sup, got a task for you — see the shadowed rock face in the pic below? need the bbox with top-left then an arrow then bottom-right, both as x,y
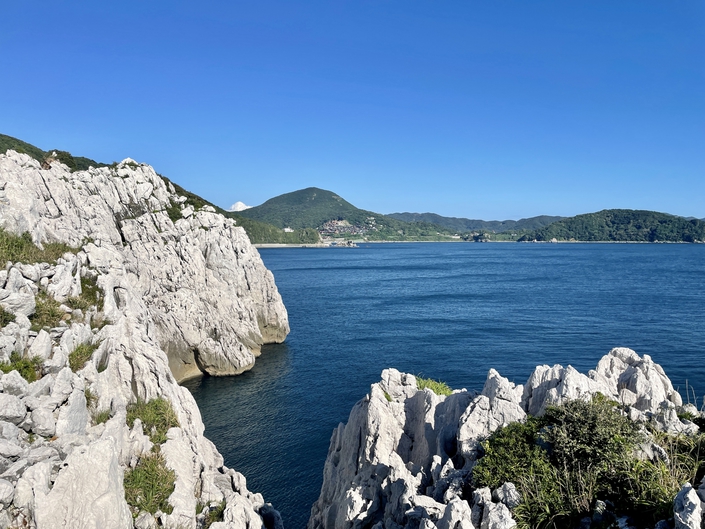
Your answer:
0,150 -> 287,528
0,150 -> 289,380
308,348 -> 697,529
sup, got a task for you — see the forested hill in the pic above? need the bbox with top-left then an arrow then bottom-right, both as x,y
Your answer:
518,209 -> 705,242
238,187 -> 457,240
388,212 -> 564,233
240,187 -> 363,229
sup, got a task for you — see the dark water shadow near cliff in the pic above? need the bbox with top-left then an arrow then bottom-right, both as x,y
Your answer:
183,342 -> 328,527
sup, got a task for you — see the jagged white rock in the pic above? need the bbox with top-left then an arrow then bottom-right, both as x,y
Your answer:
309,349 -> 698,529
0,151 -> 289,528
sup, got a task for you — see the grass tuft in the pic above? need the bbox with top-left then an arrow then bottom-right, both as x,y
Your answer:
94,409 -> 111,425
124,452 -> 175,516
0,228 -> 76,266
68,342 -> 97,372
127,398 -> 180,445
416,375 -> 452,396
0,353 -> 42,382
30,292 -> 64,331
0,307 -> 16,327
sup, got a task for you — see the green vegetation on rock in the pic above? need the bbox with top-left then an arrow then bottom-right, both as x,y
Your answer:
68,343 -> 97,372
0,228 -> 76,266
415,376 -> 453,396
519,209 -> 705,243
30,292 -> 65,331
0,307 -> 16,327
0,133 -> 106,172
124,452 -> 175,517
473,395 -> 705,528
127,398 -> 180,445
0,353 -> 42,382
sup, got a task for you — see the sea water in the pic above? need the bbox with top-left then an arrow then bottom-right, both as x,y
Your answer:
183,243 -> 705,528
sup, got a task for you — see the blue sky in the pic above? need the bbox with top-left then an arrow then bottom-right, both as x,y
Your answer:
2,1 -> 703,219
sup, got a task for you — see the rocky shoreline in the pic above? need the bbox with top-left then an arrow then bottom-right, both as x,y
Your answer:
0,150 -> 288,528
309,349 -> 705,529
1,148 -> 703,529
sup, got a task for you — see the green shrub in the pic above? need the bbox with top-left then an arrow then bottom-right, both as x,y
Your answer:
165,202 -> 182,223
473,417 -> 548,489
416,376 -> 452,396
30,293 -> 65,331
203,500 -> 226,528
0,228 -> 76,266
0,353 -> 42,382
127,398 -> 180,445
0,307 -> 15,327
471,395 -> 705,528
124,452 -> 175,516
68,343 -> 97,372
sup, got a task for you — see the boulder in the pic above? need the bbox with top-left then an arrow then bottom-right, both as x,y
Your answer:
0,394 -> 25,425
34,439 -> 132,529
673,483 -> 702,529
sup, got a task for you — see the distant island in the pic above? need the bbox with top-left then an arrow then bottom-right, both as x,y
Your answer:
387,211 -> 565,233
517,209 -> 705,243
2,134 -> 703,245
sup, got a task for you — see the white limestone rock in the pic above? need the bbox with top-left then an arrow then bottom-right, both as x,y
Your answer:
0,371 -> 28,397
27,330 -> 53,361
12,460 -> 51,518
521,364 -> 610,416
594,347 -> 682,412
0,440 -> 22,460
673,483 -> 702,529
0,394 -> 25,425
457,370 -> 525,466
492,483 -> 521,510
0,151 -> 288,381
0,478 -> 14,505
34,438 -> 132,529
0,268 -> 36,317
436,498 -> 474,529
481,502 -> 516,529
55,389 -> 89,436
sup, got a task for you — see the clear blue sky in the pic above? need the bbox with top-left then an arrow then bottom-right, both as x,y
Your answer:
2,1 -> 703,220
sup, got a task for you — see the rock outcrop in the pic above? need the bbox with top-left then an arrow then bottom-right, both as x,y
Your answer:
309,349 -> 700,529
0,150 -> 288,528
0,150 -> 288,381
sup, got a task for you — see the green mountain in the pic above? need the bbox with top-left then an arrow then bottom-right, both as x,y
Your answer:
518,209 -> 705,243
1,133 -> 318,245
238,187 -> 457,241
388,212 -> 564,233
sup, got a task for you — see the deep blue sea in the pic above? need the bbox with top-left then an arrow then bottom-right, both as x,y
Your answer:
183,243 -> 705,528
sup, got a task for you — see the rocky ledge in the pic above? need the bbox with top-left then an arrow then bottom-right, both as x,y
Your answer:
309,348 -> 705,529
0,150 -> 289,528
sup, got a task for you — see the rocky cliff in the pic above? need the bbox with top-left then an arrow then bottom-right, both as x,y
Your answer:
0,150 -> 289,528
309,348 -> 705,529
